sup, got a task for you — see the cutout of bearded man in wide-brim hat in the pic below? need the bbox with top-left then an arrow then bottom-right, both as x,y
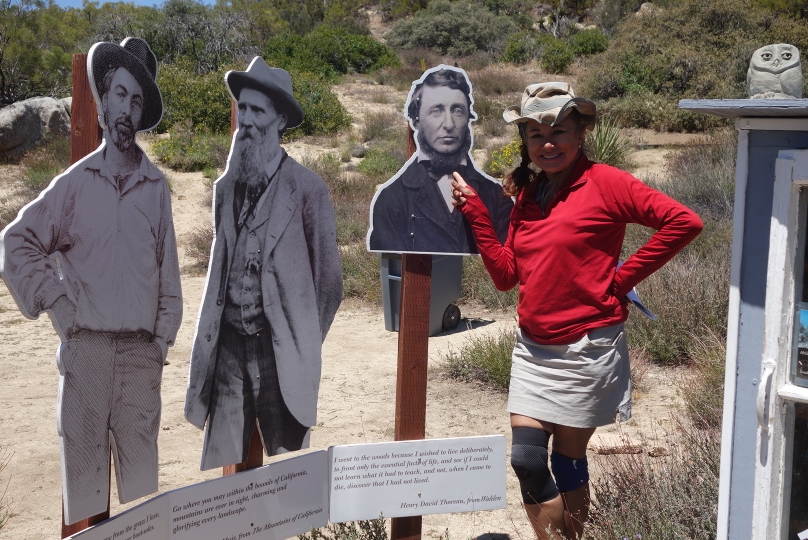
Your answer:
185,57 -> 343,471
0,36 -> 182,525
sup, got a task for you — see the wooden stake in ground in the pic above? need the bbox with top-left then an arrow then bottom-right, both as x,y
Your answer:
390,126 -> 431,540
61,53 -> 106,539
223,98 -> 265,477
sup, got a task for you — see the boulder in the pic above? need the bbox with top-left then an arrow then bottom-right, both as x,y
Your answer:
0,96 -> 71,158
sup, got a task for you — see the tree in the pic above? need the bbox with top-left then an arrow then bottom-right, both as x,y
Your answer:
0,0 -> 89,105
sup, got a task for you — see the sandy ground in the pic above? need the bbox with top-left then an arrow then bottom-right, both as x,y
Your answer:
0,81 -> 703,539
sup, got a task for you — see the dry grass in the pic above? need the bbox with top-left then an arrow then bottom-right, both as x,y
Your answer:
360,111 -> 404,143
0,446 -> 13,533
185,224 -> 214,274
588,419 -> 720,539
468,65 -> 532,97
442,325 -> 516,392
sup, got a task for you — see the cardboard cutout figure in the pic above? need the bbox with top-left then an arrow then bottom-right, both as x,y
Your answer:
184,57 -> 343,471
367,65 -> 513,255
0,38 -> 182,525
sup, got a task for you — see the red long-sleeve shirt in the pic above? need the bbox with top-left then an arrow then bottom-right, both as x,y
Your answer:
459,155 -> 703,344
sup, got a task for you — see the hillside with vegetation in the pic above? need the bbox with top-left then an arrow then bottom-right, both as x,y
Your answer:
1,0 -> 807,537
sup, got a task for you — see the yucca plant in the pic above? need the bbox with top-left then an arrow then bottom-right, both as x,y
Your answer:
586,117 -> 633,169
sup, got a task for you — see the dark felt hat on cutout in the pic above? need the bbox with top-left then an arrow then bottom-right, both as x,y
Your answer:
88,37 -> 163,132
225,57 -> 304,130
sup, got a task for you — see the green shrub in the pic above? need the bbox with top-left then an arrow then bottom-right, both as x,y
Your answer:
502,31 -> 537,64
588,419 -> 720,539
264,33 -> 335,77
580,0 -> 808,111
585,117 -> 633,168
568,28 -> 609,56
305,26 -> 401,74
461,256 -> 519,309
539,37 -> 574,74
597,92 -> 729,132
264,28 -> 400,78
299,517 -> 387,540
202,166 -> 219,184
484,138 -> 521,178
21,135 -> 71,193
152,123 -> 231,172
157,61 -> 234,134
442,325 -> 515,391
285,73 -> 353,140
385,0 -> 517,57
357,145 -> 407,181
380,0 -> 430,20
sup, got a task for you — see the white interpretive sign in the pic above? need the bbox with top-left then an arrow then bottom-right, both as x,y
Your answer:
69,451 -> 329,540
68,495 -> 168,540
328,435 -> 506,522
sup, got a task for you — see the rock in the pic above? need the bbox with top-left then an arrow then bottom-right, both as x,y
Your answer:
0,96 -> 71,158
648,446 -> 669,457
636,2 -> 661,16
60,97 -> 72,115
594,444 -> 644,455
351,145 -> 367,158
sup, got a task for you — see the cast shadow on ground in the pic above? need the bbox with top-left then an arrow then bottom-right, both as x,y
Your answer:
436,316 -> 495,337
473,533 -> 511,540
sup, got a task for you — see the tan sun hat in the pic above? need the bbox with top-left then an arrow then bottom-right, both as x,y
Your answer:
503,82 -> 597,130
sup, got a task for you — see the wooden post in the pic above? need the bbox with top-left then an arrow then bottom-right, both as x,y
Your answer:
69,54 -> 103,164
222,98 -> 265,477
390,125 -> 431,540
62,53 -> 106,539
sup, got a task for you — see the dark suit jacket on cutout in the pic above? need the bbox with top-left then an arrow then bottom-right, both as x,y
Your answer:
368,157 -> 513,254
185,151 -> 343,430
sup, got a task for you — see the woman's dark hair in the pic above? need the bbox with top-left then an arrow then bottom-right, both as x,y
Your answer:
502,109 -> 589,198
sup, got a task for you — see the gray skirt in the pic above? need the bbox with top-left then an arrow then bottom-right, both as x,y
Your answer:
507,323 -> 632,428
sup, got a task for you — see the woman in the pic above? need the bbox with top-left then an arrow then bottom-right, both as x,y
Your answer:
451,83 -> 703,539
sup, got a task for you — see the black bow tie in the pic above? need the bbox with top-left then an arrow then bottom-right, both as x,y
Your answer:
423,161 -> 465,182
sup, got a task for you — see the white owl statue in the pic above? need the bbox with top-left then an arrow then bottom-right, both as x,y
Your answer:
747,43 -> 803,99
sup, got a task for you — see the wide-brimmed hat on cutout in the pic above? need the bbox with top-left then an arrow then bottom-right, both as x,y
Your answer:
225,57 -> 304,130
503,82 -> 596,130
89,37 -> 163,132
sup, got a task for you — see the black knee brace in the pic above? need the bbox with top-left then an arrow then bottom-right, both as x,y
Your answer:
550,451 -> 589,493
510,427 -> 559,504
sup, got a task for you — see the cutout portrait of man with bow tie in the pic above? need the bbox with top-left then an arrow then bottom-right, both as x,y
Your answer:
367,65 -> 513,255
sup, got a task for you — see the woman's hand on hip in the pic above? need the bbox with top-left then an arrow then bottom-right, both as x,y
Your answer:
451,172 -> 477,208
